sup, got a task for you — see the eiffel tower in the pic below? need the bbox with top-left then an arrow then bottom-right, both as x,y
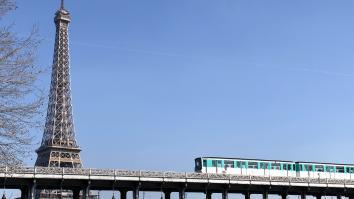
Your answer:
35,0 -> 82,170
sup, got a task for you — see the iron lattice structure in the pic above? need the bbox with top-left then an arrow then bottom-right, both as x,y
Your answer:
35,2 -> 82,168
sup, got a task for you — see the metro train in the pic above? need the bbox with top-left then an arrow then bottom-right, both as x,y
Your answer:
194,157 -> 354,179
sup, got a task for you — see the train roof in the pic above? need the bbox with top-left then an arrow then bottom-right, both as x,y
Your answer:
196,157 -> 354,166
196,156 -> 294,163
295,161 -> 354,166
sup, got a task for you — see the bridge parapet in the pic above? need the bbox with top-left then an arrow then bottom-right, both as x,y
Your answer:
1,167 -> 354,186
2,167 -> 354,199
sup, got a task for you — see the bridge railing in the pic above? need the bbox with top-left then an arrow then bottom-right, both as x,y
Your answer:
1,167 -> 354,185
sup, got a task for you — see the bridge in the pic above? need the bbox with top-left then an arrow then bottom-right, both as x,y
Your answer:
2,167 -> 354,199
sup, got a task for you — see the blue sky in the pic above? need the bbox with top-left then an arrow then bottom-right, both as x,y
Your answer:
6,0 -> 354,171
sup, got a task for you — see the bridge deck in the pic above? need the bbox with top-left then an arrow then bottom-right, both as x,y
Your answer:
1,167 -> 354,196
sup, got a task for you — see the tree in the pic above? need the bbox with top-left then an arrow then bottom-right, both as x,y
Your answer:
0,0 -> 43,166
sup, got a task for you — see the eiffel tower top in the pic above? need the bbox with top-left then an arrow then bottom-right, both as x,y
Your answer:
35,0 -> 82,168
55,0 -> 70,22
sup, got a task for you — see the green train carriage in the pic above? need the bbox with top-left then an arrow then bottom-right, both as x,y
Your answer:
195,157 -> 354,179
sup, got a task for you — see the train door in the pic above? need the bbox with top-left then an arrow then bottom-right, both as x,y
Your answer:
295,163 -> 300,177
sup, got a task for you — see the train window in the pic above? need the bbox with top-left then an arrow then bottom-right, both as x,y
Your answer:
195,159 -> 202,171
284,164 -> 293,170
217,160 -> 223,167
282,164 -> 288,170
241,161 -> 247,168
315,165 -> 324,172
203,160 -> 207,167
304,164 -> 312,171
225,160 -> 234,168
248,161 -> 258,169
196,160 -> 200,167
236,161 -> 242,168
212,160 -> 217,167
272,163 -> 281,170
287,164 -> 294,171
326,166 -> 335,172
346,167 -> 350,173
337,166 -> 344,173
349,167 -> 354,173
260,162 -> 269,169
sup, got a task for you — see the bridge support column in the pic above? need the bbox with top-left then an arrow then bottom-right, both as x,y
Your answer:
222,190 -> 228,199
337,194 -> 341,199
263,191 -> 268,199
206,192 -> 212,199
164,191 -> 171,199
133,186 -> 140,199
72,189 -> 80,199
28,180 -> 36,199
82,182 -> 91,199
314,195 -> 321,199
244,192 -> 251,199
301,193 -> 306,199
281,193 -> 287,199
179,188 -> 186,199
20,187 -> 29,199
120,190 -> 128,199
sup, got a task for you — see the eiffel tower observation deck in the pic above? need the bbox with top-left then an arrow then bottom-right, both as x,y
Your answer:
35,0 -> 82,169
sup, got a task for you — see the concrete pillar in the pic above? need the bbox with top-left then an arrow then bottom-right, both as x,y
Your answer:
263,191 -> 268,199
244,192 -> 251,199
337,195 -> 341,199
222,190 -> 228,199
72,189 -> 80,199
20,187 -> 29,199
133,187 -> 140,199
179,188 -> 185,199
281,193 -> 287,199
315,195 -> 321,199
120,190 -> 128,199
164,191 -> 171,199
82,182 -> 91,199
206,192 -> 212,199
28,180 -> 36,199
301,193 -> 306,199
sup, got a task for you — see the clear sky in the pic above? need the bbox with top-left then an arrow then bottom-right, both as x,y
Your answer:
6,0 -> 354,171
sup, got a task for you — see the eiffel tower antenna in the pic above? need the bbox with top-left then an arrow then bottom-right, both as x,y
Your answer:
35,1 -> 82,168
